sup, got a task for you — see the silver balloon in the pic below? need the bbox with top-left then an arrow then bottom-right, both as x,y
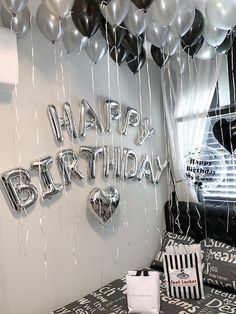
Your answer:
122,107 -> 140,135
149,0 -> 178,27
79,99 -> 104,138
63,17 -> 88,55
47,103 -> 79,143
164,31 -> 179,56
104,99 -> 121,133
1,168 -> 38,212
80,146 -> 103,180
1,6 -> 30,39
103,146 -> 122,179
170,52 -> 188,75
1,0 -> 28,14
206,0 -> 236,31
114,147 -> 122,179
36,3 -> 66,44
85,30 -> 108,63
124,2 -> 147,36
136,154 -> 155,184
123,148 -> 137,179
103,146 -> 113,178
100,0 -> 129,27
57,149 -> 84,186
42,0 -> 74,18
155,157 -> 168,183
146,18 -> 169,47
171,0 -> 195,37
203,19 -> 227,47
31,156 -> 63,200
195,41 -> 216,60
137,118 -> 155,145
88,186 -> 120,223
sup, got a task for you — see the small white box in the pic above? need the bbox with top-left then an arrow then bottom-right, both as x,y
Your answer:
0,27 -> 18,93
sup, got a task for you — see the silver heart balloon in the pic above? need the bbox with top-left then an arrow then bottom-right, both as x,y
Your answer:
1,0 -> 28,15
89,186 -> 120,223
42,0 -> 74,18
85,30 -> 108,63
62,17 -> 88,54
124,2 -> 147,36
1,6 -> 31,39
100,0 -> 129,27
36,3 -> 66,44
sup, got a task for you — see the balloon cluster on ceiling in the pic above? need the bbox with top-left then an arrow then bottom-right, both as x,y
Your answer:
1,0 -> 236,73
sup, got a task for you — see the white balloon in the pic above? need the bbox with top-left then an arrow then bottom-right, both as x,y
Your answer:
146,18 -> 169,47
85,30 -> 108,63
42,0 -> 74,18
196,41 -> 216,60
206,0 -> 236,30
164,31 -> 179,55
100,0 -> 129,27
170,52 -> 188,75
203,19 -> 227,47
171,0 -> 195,37
124,2 -> 147,36
148,0 -> 178,27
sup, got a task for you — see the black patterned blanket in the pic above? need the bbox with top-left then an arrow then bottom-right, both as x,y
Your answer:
51,272 -> 236,314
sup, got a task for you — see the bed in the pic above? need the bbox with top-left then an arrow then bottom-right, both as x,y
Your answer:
51,199 -> 236,314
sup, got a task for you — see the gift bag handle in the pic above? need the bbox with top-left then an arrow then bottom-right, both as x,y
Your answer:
135,270 -> 149,276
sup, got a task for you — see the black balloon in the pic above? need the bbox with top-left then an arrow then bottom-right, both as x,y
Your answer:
213,119 -> 236,154
109,45 -> 128,65
151,45 -> 168,68
100,21 -> 127,48
122,32 -> 144,56
216,33 -> 234,55
182,9 -> 204,47
131,0 -> 153,11
182,35 -> 204,57
126,47 -> 146,74
72,0 -> 102,38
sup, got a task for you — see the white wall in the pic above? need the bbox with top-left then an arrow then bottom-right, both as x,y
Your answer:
0,9 -> 168,314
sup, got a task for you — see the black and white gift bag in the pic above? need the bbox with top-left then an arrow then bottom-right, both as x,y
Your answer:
163,244 -> 205,300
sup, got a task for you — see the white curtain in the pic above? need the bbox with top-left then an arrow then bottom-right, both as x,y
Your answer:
162,54 -> 223,202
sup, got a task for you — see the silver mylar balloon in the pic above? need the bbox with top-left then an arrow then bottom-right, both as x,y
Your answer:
1,0 -> 28,14
171,0 -> 195,37
104,99 -> 121,133
146,18 -> 169,48
123,148 -> 137,179
1,168 -> 38,212
124,1 -> 147,36
137,118 -> 155,145
57,149 -> 84,186
203,19 -> 227,47
149,0 -> 178,27
36,3 -> 66,44
122,107 -> 140,135
155,157 -> 168,183
31,156 -> 63,200
206,0 -> 236,31
47,103 -> 79,143
88,186 -> 120,223
85,30 -> 108,63
114,147 -> 122,178
63,17 -> 88,54
1,6 -> 30,39
100,0 -> 129,27
136,154 -> 155,184
79,99 -> 104,137
80,146 -> 104,180
42,0 -> 74,18
164,31 -> 179,56
103,146 -> 113,178
195,41 -> 216,60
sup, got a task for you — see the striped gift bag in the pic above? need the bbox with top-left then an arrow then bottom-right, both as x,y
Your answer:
163,244 -> 204,300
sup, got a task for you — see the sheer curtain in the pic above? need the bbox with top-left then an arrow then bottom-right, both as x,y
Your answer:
162,54 -> 223,202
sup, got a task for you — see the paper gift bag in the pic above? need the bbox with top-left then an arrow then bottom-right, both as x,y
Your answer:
126,270 -> 160,314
